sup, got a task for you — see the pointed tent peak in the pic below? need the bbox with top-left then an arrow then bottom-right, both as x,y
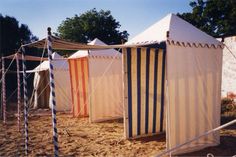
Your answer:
34,52 -> 68,71
69,38 -> 121,59
126,13 -> 172,45
88,38 -> 107,46
127,13 -> 221,47
168,14 -> 221,46
69,49 -> 89,59
51,52 -> 63,59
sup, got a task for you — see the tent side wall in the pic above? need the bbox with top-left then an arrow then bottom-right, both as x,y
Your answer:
68,57 -> 89,117
123,47 -> 166,139
49,69 -> 72,111
88,55 -> 123,122
166,43 -> 222,154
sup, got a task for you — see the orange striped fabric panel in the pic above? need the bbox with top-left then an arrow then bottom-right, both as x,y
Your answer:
68,57 -> 89,117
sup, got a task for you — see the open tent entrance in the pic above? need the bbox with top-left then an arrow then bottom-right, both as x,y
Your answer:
33,70 -> 50,109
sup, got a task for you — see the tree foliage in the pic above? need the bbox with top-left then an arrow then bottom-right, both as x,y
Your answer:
0,14 -> 38,99
177,0 -> 236,38
0,14 -> 38,56
57,8 -> 129,44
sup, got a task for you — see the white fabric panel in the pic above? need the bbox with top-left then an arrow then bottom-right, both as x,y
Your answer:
49,70 -> 72,111
33,71 -> 40,109
49,57 -> 72,111
166,44 -> 222,155
221,36 -> 236,97
88,56 -> 123,122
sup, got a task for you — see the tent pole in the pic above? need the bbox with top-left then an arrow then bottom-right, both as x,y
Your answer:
16,53 -> 21,132
47,27 -> 59,157
1,57 -> 6,124
21,45 -> 29,155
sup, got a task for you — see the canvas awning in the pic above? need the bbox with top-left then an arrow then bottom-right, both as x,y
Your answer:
21,36 -> 160,51
2,53 -> 48,61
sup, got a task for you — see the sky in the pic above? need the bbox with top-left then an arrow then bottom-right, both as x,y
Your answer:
0,0 -> 192,40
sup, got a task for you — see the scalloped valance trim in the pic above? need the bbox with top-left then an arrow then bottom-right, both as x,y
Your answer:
167,39 -> 224,49
88,55 -> 121,59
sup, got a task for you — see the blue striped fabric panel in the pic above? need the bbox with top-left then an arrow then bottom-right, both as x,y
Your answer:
124,47 -> 166,138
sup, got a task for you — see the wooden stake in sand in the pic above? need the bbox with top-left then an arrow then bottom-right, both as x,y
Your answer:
1,57 -> 6,124
16,53 -> 21,132
21,46 -> 29,155
47,27 -> 59,157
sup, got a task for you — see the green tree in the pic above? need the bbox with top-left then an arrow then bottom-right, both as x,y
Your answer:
0,15 -> 38,104
57,8 -> 129,44
177,0 -> 236,38
0,14 -> 38,56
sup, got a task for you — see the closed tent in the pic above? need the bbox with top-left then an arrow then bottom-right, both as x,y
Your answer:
221,36 -> 236,97
33,52 -> 72,111
124,14 -> 223,154
68,38 -> 123,122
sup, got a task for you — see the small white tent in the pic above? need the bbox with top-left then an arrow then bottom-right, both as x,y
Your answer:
221,36 -> 236,97
68,38 -> 123,122
33,52 -> 72,111
124,13 -> 223,155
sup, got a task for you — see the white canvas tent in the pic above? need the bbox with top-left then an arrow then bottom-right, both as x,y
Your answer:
68,38 -> 123,122
221,36 -> 236,97
124,13 -> 223,155
33,52 -> 72,111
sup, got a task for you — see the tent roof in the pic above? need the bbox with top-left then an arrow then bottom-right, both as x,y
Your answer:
126,13 -> 222,47
32,52 -> 68,72
69,38 -> 121,59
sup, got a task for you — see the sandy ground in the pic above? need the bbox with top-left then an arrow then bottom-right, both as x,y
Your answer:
0,110 -> 235,157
